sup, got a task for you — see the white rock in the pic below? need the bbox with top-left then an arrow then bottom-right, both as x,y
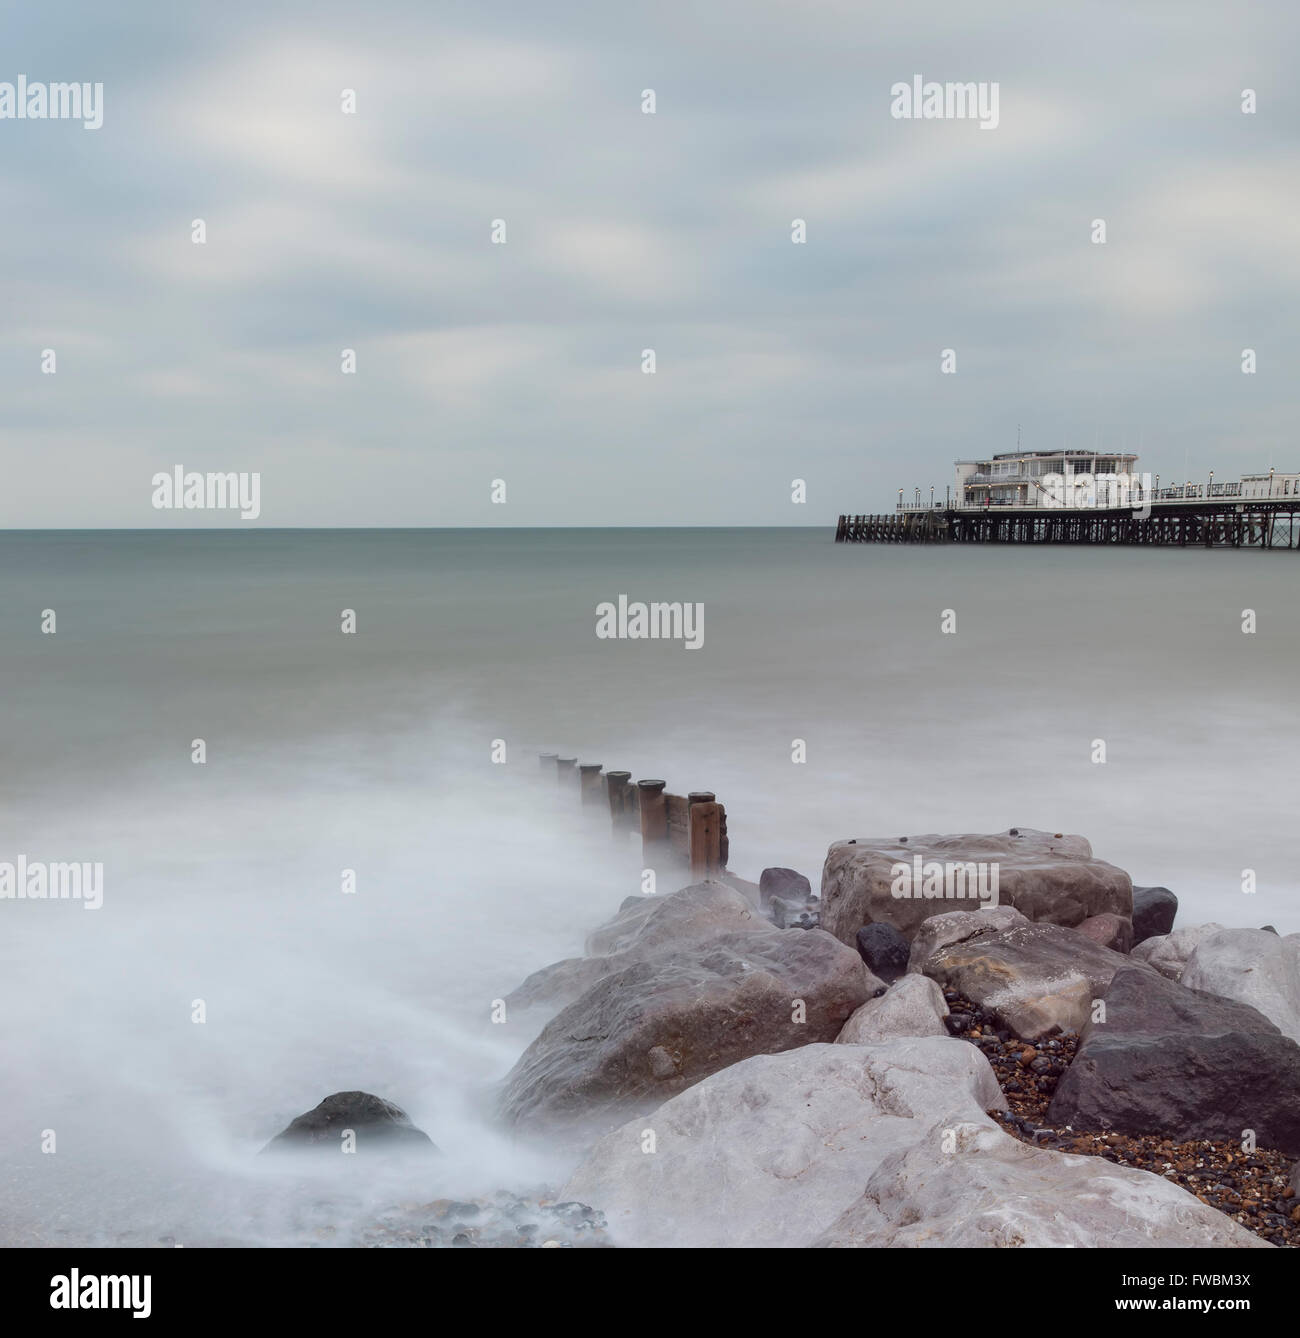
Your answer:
1131,923 -> 1226,981
560,1038 -> 1005,1248
836,974 -> 949,1043
1181,929 -> 1300,1043
816,1120 -> 1270,1248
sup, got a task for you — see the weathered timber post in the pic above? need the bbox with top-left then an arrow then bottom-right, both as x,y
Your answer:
539,752 -> 558,776
578,763 -> 604,807
688,792 -> 722,879
605,771 -> 633,834
637,779 -> 668,868
556,757 -> 577,788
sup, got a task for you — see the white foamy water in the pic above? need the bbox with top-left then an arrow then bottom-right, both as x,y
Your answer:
1,528 -> 1295,1244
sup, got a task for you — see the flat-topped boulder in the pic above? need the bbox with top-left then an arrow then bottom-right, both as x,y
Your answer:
1047,966 -> 1300,1154
820,828 -> 1131,944
499,927 -> 872,1138
911,916 -> 1148,1040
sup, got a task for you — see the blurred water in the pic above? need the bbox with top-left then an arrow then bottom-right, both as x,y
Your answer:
0,527 -> 1295,1244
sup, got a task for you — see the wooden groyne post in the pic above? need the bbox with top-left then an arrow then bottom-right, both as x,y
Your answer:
538,753 -> 726,880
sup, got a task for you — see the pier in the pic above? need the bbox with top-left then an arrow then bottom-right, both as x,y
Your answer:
836,497 -> 1300,547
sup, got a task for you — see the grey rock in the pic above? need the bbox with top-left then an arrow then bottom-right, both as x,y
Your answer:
815,1119 -> 1269,1248
560,1037 -> 1004,1248
1047,966 -> 1300,1154
500,927 -> 873,1137
759,867 -> 812,908
821,828 -> 1131,944
907,907 -> 1030,972
1180,928 -> 1300,1044
836,973 -> 947,1043
1075,912 -> 1134,954
1131,922 -> 1226,981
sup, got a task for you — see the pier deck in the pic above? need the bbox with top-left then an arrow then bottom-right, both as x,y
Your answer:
835,500 -> 1300,548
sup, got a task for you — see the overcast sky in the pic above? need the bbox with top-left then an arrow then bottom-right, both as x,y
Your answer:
4,1 -> 1298,526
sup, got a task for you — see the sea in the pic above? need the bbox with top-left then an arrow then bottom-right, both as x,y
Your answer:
1,527 -> 1295,1245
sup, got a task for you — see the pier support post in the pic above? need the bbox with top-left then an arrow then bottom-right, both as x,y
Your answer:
556,757 -> 577,789
538,752 -> 558,777
637,779 -> 669,869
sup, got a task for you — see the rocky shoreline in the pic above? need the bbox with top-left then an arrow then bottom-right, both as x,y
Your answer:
268,825 -> 1300,1248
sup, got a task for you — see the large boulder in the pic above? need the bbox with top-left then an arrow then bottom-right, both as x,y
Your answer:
836,974 -> 947,1043
1131,885 -> 1178,944
1180,929 -> 1300,1044
560,1038 -> 1004,1248
1131,922 -> 1225,981
505,880 -> 766,1019
499,928 -> 872,1137
912,918 -> 1147,1040
821,828 -> 1131,944
815,1119 -> 1268,1248
263,1092 -> 437,1155
1047,966 -> 1300,1154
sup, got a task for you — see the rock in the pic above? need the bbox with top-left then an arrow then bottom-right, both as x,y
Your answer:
560,1037 -> 1004,1247
855,922 -> 911,982
499,928 -> 873,1136
836,974 -> 947,1043
1131,886 -> 1178,944
1130,923 -> 1226,981
1075,912 -> 1133,954
1262,925 -> 1279,935
907,906 -> 1029,971
1180,929 -> 1300,1044
1047,966 -> 1300,1154
771,896 -> 819,930
263,1092 -> 437,1154
759,867 -> 812,908
815,1120 -> 1268,1248
913,918 -> 1149,1040
504,880 -> 767,1019
585,879 -> 764,958
821,828 -> 1131,944
1292,1162 -> 1300,1195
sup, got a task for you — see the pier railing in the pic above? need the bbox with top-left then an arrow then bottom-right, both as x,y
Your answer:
537,752 -> 727,879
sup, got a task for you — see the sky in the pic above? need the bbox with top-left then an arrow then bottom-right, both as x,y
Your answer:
3,0 -> 1298,527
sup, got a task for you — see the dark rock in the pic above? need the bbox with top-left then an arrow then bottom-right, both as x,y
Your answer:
1261,925 -> 1279,935
759,867 -> 812,908
618,895 -> 650,913
1131,886 -> 1178,945
263,1092 -> 437,1154
1047,968 -> 1300,1155
855,922 -> 911,982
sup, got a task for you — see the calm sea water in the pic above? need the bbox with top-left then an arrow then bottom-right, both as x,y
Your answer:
1,528 -> 1295,1244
